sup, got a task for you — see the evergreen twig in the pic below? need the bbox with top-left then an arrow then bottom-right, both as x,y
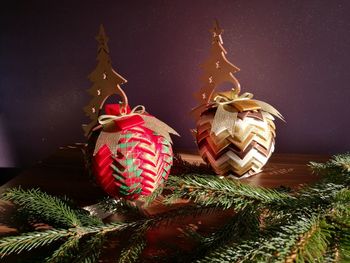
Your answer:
0,228 -> 71,258
141,186 -> 164,207
117,229 -> 147,263
45,236 -> 79,263
2,188 -> 84,227
71,233 -> 106,263
0,153 -> 349,262
97,197 -> 141,215
196,214 -> 322,263
165,174 -> 292,209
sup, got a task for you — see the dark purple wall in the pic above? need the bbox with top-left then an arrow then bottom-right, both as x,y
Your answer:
1,0 -> 350,167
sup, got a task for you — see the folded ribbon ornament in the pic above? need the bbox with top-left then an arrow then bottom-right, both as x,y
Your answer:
83,25 -> 179,200
192,20 -> 284,178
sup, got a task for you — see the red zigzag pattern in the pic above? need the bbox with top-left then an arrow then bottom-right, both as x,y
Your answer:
93,125 -> 173,200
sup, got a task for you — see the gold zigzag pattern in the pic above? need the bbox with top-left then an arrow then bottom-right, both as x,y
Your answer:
196,109 -> 276,178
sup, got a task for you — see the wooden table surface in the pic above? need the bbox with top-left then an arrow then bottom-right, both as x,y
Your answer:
0,146 -> 330,261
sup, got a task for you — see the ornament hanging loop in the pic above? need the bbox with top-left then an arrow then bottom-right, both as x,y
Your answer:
116,84 -> 129,114
206,73 -> 242,104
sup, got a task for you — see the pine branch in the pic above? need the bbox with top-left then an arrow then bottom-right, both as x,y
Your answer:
71,234 -> 105,263
175,204 -> 261,262
2,187 -> 104,228
338,231 -> 350,262
310,153 -> 350,173
0,222 -> 129,259
269,182 -> 345,216
328,199 -> 350,262
171,153 -> 213,176
117,230 -> 146,263
285,219 -> 331,263
97,197 -> 141,215
114,205 -> 220,263
332,189 -> 350,227
150,204 -> 220,228
77,222 -> 132,236
205,204 -> 260,244
166,175 -> 346,219
325,219 -> 350,262
76,211 -> 104,227
0,228 -> 71,258
195,209 -> 334,263
309,153 -> 350,185
141,186 -> 164,207
323,245 -> 340,263
2,188 -> 83,228
165,174 -> 293,209
1,154 -> 349,262
45,236 -> 79,263
332,153 -> 350,173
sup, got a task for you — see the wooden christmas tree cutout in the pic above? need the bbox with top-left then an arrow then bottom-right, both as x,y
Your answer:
195,19 -> 241,104
82,25 -> 128,137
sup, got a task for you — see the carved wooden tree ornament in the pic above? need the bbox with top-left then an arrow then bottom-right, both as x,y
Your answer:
193,20 -> 284,178
83,25 -> 128,137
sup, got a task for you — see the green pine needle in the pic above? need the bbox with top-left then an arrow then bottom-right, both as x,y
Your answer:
71,234 -> 106,263
0,228 -> 70,258
165,174 -> 293,209
309,153 -> 350,184
141,186 -> 164,207
0,222 -> 128,260
288,219 -> 331,263
45,236 -> 80,263
97,197 -> 141,215
118,233 -> 146,263
0,153 -> 349,262
196,215 -> 322,263
2,188 -> 82,228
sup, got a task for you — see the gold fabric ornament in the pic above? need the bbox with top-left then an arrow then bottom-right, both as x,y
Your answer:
193,20 -> 284,178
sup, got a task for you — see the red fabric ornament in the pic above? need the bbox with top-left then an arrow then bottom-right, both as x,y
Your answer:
92,104 -> 176,200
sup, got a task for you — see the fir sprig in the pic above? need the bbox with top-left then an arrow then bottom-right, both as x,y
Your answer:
196,214 -> 324,263
117,230 -> 146,263
0,223 -> 128,259
141,186 -> 164,207
2,188 -> 94,228
165,174 -> 292,209
70,234 -> 105,263
97,197 -> 141,215
0,228 -> 71,257
176,204 -> 261,262
45,236 -> 79,263
0,153 -> 349,262
309,153 -> 350,175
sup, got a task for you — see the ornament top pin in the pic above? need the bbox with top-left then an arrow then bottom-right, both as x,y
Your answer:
83,25 -> 179,200
193,20 -> 284,178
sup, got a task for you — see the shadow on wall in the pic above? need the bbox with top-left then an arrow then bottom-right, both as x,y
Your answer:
0,116 -> 20,185
0,116 -> 15,168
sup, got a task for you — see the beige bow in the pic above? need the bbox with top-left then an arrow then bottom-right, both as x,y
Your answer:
211,89 -> 284,137
98,105 -> 146,126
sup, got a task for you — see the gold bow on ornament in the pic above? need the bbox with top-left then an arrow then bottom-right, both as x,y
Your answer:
196,89 -> 284,137
93,104 -> 179,156
97,105 -> 146,127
